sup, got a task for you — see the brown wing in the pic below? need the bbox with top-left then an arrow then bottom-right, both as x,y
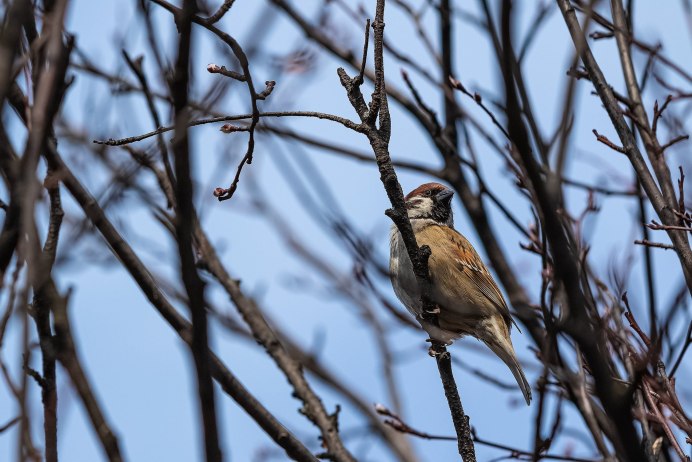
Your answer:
416,225 -> 517,330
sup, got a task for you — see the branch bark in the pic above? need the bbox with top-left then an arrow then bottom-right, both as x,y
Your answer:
169,1 -> 222,461
31,170 -> 64,462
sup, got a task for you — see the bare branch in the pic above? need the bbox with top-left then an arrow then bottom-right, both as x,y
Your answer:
93,111 -> 364,146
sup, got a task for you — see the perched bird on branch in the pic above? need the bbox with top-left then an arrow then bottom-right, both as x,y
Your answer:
389,182 -> 531,405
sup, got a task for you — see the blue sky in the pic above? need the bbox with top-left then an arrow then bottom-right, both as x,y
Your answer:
1,1 -> 691,461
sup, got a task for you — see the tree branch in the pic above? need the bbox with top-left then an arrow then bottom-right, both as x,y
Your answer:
170,2 -> 222,461
557,0 -> 692,295
42,141 -> 318,462
337,1 -> 475,459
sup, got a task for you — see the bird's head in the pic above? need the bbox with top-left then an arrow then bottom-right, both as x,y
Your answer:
404,182 -> 454,226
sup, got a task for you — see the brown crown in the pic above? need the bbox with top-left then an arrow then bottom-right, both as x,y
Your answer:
404,182 -> 448,201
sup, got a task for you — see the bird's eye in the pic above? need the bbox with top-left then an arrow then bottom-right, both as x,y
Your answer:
424,190 -> 432,197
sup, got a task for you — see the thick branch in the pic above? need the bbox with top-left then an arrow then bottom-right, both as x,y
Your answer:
170,2 -> 222,461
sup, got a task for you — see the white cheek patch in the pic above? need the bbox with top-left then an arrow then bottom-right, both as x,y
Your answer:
407,197 -> 434,219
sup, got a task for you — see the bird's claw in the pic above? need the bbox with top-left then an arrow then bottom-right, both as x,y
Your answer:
426,340 -> 449,357
427,345 -> 439,357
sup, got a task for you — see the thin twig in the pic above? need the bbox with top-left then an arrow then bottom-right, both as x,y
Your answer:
203,0 -> 236,25
449,76 -> 511,141
659,134 -> 689,154
669,320 -> 692,377
634,239 -> 675,250
150,0 -> 268,201
592,129 -> 626,153
622,292 -> 651,347
375,404 -> 598,462
647,220 -> 692,233
92,111 -> 364,146
642,381 -> 690,461
0,416 -> 20,433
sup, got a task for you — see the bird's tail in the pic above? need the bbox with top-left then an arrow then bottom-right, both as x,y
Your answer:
485,337 -> 532,405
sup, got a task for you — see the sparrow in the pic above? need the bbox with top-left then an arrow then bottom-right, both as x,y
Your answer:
389,182 -> 531,405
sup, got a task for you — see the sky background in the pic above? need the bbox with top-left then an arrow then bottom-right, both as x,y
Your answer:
1,0 -> 692,461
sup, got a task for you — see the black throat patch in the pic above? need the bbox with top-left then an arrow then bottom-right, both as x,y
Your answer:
431,202 -> 451,224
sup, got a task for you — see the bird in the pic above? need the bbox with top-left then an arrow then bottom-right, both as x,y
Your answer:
389,182 -> 531,405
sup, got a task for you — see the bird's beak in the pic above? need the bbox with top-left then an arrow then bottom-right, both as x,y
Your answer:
436,189 -> 454,206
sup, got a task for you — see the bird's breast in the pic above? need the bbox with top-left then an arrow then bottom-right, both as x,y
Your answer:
389,226 -> 422,317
